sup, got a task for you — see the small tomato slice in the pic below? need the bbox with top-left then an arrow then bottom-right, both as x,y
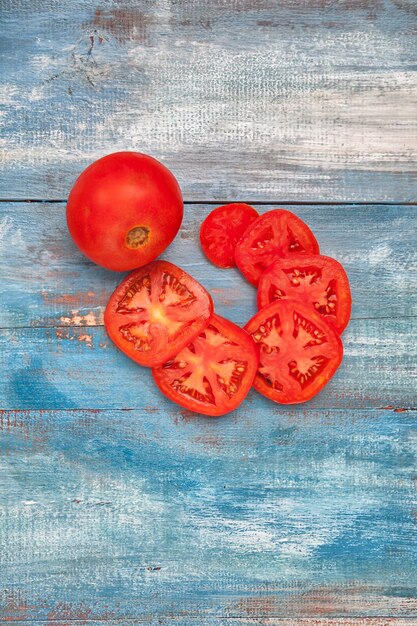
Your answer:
258,254 -> 352,334
235,209 -> 319,285
153,314 -> 259,416
245,299 -> 343,404
200,203 -> 259,268
105,260 -> 213,367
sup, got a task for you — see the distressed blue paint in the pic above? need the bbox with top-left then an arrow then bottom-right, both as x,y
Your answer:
1,0 -> 417,621
0,1 -> 416,201
9,354 -> 77,409
1,407 -> 416,620
0,317 -> 416,410
0,203 -> 416,328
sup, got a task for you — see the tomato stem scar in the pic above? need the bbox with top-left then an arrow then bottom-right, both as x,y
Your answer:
126,226 -> 150,249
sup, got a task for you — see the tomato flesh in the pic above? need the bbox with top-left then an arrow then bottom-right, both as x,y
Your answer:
235,209 -> 319,285
66,152 -> 183,271
153,314 -> 259,416
245,299 -> 343,404
105,260 -> 213,367
200,203 -> 259,268
258,254 -> 351,334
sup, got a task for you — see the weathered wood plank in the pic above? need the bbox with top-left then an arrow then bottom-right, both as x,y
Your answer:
0,316 -> 415,410
0,203 -> 416,329
0,614 -> 415,626
1,407 -> 416,620
1,1 -> 416,201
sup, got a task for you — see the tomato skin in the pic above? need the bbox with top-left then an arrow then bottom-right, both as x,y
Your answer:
200,203 -> 259,268
257,254 -> 352,334
245,299 -> 343,404
104,260 -> 213,367
153,314 -> 259,416
66,152 -> 183,271
235,209 -> 320,286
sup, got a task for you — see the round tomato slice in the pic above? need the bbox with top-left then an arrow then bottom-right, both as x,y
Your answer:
257,254 -> 352,334
245,299 -> 343,404
152,314 -> 259,416
105,260 -> 213,367
200,203 -> 259,268
235,209 -> 319,286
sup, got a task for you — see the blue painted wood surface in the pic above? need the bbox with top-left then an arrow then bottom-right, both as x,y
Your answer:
1,0 -> 417,624
0,203 -> 416,328
1,0 -> 416,201
0,201 -> 416,622
1,407 -> 417,620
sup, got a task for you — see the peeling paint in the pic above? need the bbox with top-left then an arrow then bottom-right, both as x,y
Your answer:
88,7 -> 154,44
234,594 -> 278,618
45,601 -> 92,626
54,328 -> 93,347
59,309 -> 104,326
77,333 -> 93,347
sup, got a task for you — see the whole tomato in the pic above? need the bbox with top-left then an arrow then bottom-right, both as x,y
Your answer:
66,152 -> 183,271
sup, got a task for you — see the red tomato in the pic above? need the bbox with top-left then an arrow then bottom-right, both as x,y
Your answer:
153,314 -> 259,416
245,299 -> 343,404
200,203 -> 259,268
257,254 -> 352,334
104,261 -> 213,367
235,209 -> 319,286
66,152 -> 183,271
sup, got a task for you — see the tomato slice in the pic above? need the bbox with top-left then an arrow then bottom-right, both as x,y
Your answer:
257,254 -> 352,334
245,299 -> 343,404
152,314 -> 259,416
105,260 -> 213,367
200,203 -> 259,268
235,209 -> 319,285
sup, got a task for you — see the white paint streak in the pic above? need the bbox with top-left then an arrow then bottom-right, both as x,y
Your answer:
27,86 -> 46,102
30,54 -> 57,71
0,215 -> 14,239
0,84 -> 20,105
0,216 -> 28,253
368,244 -> 392,266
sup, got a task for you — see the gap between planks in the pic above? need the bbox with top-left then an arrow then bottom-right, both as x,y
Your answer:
3,617 -> 417,623
1,407 -> 415,413
2,315 -> 416,333
0,199 -> 416,206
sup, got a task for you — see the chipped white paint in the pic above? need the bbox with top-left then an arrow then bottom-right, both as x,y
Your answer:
59,309 -> 104,326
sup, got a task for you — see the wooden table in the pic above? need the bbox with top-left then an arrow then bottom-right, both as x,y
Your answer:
1,2 -> 416,624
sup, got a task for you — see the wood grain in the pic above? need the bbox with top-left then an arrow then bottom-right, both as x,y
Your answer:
1,407 -> 416,620
0,317 -> 415,410
1,0 -> 416,201
0,202 -> 416,329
